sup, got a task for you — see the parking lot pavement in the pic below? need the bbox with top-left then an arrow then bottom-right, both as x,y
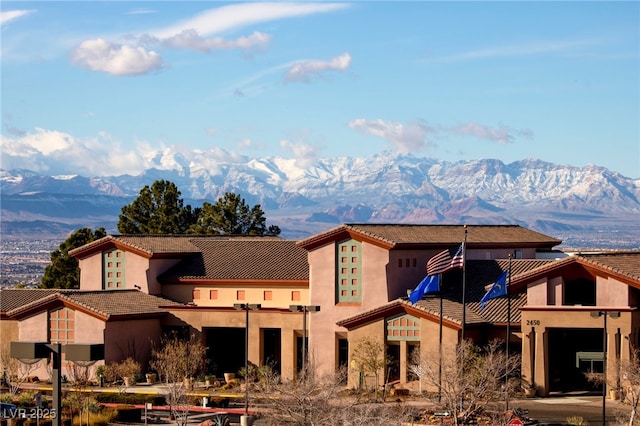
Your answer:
513,395 -> 631,426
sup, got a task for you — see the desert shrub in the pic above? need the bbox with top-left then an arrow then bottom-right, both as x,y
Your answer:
16,391 -> 36,407
71,408 -> 116,426
94,392 -> 165,406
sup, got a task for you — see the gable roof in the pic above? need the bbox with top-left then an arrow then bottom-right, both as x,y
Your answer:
338,252 -> 640,330
337,259 -> 554,329
159,238 -> 309,283
2,289 -> 184,321
1,289 -> 76,313
297,224 -> 562,250
510,251 -> 640,290
70,235 -> 204,259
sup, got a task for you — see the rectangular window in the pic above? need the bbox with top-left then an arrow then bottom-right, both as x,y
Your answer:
291,291 -> 301,301
336,239 -> 362,304
210,290 -> 218,299
237,290 -> 245,300
193,289 -> 201,299
264,290 -> 273,301
49,307 -> 75,344
103,249 -> 125,289
398,259 -> 403,268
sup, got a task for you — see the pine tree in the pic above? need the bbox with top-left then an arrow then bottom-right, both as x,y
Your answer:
40,227 -> 107,289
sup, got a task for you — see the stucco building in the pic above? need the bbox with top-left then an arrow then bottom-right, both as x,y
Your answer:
1,224 -> 639,397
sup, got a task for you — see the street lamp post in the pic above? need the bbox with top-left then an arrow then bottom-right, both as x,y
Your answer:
234,303 -> 261,425
590,310 -> 620,426
289,305 -> 320,373
10,342 -> 103,426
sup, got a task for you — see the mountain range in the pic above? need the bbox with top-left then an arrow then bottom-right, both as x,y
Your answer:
1,153 -> 639,249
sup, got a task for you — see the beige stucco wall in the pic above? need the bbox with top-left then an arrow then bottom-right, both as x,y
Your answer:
521,308 -> 634,396
163,283 -> 308,308
347,319 -> 385,389
344,314 -> 460,391
74,311 -> 106,344
78,254 -> 103,290
19,311 -> 48,341
78,249 -> 181,294
104,318 -> 163,369
308,240 -> 393,378
597,276 -> 631,307
167,308 -> 301,381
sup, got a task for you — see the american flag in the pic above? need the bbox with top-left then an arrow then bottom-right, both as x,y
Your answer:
426,244 -> 464,276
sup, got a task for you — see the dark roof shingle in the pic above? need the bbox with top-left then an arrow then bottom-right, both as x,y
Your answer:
2,289 -> 183,319
160,238 -> 309,282
298,224 -> 561,249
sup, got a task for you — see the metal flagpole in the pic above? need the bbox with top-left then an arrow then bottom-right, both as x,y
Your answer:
439,273 -> 443,403
461,225 -> 468,341
506,254 -> 512,411
459,225 -> 468,416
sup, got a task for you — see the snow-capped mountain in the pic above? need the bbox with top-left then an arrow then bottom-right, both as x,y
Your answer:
1,153 -> 639,248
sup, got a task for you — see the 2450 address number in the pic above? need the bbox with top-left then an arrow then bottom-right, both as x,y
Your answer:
526,320 -> 541,326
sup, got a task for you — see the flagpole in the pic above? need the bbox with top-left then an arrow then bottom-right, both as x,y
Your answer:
439,273 -> 443,403
506,254 -> 512,411
461,225 -> 468,341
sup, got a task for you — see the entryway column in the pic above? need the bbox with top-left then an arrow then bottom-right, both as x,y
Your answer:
399,341 -> 408,384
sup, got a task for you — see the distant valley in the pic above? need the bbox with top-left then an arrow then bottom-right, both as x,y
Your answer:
1,153 -> 639,250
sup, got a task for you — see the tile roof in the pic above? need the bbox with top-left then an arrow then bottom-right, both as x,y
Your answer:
576,252 -> 640,281
298,224 -> 562,249
0,289 -> 75,312
160,238 -> 309,282
2,289 -> 184,319
337,259 -> 554,328
69,235 -> 204,258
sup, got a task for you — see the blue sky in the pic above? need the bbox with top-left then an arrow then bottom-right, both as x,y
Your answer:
1,1 -> 639,178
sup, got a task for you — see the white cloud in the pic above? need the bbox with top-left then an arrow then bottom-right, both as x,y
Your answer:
279,139 -> 321,168
451,122 -> 533,144
0,10 -> 35,26
349,118 -> 432,153
427,39 -> 602,63
126,8 -> 157,15
1,128 -> 151,175
349,118 -> 533,151
237,138 -> 254,149
71,38 -> 164,76
285,52 -> 352,82
149,2 -> 349,40
163,30 -> 271,53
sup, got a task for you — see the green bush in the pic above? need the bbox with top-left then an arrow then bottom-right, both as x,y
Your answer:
94,393 -> 165,406
16,391 -> 36,407
0,394 -> 14,403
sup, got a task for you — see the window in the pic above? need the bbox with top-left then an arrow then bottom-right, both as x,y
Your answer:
103,249 -> 125,289
49,307 -> 74,344
209,290 -> 218,300
336,239 -> 362,303
564,278 -> 596,306
237,290 -> 245,300
192,289 -> 201,299
386,314 -> 420,341
264,290 -> 273,301
291,291 -> 301,301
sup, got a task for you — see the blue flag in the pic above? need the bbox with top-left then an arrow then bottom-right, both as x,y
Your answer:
409,274 -> 440,304
481,270 -> 508,310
